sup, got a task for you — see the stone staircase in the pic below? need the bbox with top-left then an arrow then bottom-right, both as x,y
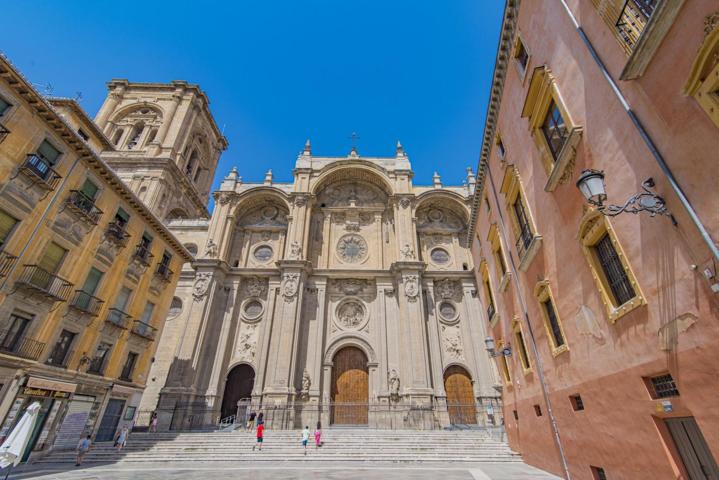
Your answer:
37,428 -> 522,464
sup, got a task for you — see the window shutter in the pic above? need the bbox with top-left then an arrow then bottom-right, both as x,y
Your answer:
37,140 -> 61,164
0,210 -> 18,246
114,287 -> 132,311
115,208 -> 130,224
39,242 -> 67,273
80,179 -> 99,200
81,267 -> 103,295
140,302 -> 155,323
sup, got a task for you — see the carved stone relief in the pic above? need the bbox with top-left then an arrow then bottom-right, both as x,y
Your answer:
336,234 -> 368,264
236,323 -> 258,363
335,299 -> 367,330
282,273 -> 300,301
441,324 -> 465,360
245,276 -> 267,298
192,272 -> 212,301
403,275 -> 419,302
330,278 -> 371,296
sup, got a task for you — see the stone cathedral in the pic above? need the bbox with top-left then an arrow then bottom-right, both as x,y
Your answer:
134,140 -> 502,430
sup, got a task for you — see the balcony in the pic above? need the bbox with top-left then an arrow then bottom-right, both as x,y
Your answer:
14,265 -> 74,303
65,190 -> 103,225
154,263 -> 173,282
46,349 -> 74,368
105,308 -> 131,330
105,221 -> 129,247
0,329 -> 45,361
131,320 -> 157,341
0,124 -> 9,144
19,154 -> 62,190
133,244 -> 154,267
616,0 -> 658,50
69,290 -> 105,316
0,251 -> 18,278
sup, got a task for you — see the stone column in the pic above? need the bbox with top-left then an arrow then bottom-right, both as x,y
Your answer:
309,279 -> 327,399
392,196 -> 418,259
253,279 -> 280,398
424,281 -> 446,398
96,84 -> 125,130
151,87 -> 183,155
462,279 -> 500,397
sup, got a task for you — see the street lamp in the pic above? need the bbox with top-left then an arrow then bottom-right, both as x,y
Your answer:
576,169 -> 673,221
484,336 -> 511,357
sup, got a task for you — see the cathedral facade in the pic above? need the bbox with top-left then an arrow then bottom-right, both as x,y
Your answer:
142,142 -> 502,430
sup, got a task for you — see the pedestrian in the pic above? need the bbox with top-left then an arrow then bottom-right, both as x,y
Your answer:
150,412 -> 158,433
75,434 -> 91,466
247,410 -> 256,431
115,425 -> 129,452
302,426 -> 310,455
253,422 -> 264,451
314,421 -> 322,448
257,411 -> 264,427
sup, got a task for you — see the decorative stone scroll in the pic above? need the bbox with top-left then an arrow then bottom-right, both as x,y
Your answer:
192,272 -> 212,301
403,275 -> 419,302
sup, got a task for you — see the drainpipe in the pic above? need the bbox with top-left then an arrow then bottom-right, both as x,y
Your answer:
486,165 -> 572,479
557,0 -> 719,262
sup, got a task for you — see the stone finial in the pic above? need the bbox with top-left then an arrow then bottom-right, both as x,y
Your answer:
396,140 -> 405,157
304,139 -> 311,155
227,166 -> 238,180
466,167 -> 476,194
433,171 -> 442,188
349,146 -> 359,158
264,169 -> 273,185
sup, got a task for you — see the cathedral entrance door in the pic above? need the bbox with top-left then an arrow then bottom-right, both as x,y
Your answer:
331,347 -> 368,425
221,364 -> 255,421
444,366 -> 477,425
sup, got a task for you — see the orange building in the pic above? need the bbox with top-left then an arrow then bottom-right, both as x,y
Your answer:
470,1 -> 719,479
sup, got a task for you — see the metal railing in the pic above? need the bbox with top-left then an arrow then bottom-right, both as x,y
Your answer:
131,320 -> 157,340
616,0 -> 658,49
105,221 -> 129,247
66,190 -> 103,224
70,290 -> 104,316
15,265 -> 74,302
0,251 -> 18,277
20,154 -> 62,190
0,329 -> 45,361
133,244 -> 154,266
154,263 -> 173,282
0,124 -> 9,144
105,308 -> 131,329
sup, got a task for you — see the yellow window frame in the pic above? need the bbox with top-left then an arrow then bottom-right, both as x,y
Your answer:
512,316 -> 532,373
500,166 -> 542,271
534,280 -> 569,357
479,260 -> 498,327
487,223 -> 510,292
497,338 -> 512,386
684,24 -> 719,129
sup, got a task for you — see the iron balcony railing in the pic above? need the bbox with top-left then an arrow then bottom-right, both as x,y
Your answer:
131,320 -> 157,341
133,244 -> 154,266
46,348 -> 74,368
616,0 -> 658,49
155,263 -> 173,282
0,124 -> 9,144
0,251 -> 18,278
87,357 -> 107,375
15,265 -> 74,302
70,290 -> 105,316
0,329 -> 45,361
20,154 -> 62,190
105,221 -> 129,247
66,190 -> 103,225
105,308 -> 132,329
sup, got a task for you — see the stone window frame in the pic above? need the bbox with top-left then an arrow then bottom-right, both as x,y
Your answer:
500,166 -> 542,272
521,66 -> 583,192
512,31 -> 532,83
494,132 -> 507,164
479,260 -> 498,327
512,316 -> 532,374
252,243 -> 275,265
684,16 -> 719,130
240,298 -> 265,323
436,299 -> 460,324
533,280 -> 569,357
487,223 -> 510,292
497,338 -> 512,387
578,211 -> 646,323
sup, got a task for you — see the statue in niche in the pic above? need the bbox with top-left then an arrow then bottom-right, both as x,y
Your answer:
400,243 -> 415,260
289,240 -> 302,259
204,240 -> 218,258
388,369 -> 400,399
300,369 -> 311,399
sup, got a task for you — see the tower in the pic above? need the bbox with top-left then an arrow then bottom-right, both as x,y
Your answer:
95,80 -> 228,220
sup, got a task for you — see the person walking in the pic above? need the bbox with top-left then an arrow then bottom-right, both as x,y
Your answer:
115,426 -> 129,452
149,412 -> 158,433
253,422 -> 264,451
256,411 -> 264,427
314,421 -> 322,448
302,426 -> 310,455
75,434 -> 91,466
247,410 -> 256,431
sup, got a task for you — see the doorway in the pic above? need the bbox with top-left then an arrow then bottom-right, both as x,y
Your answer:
444,365 -> 477,425
331,346 -> 369,425
96,399 -> 125,442
665,417 -> 719,479
220,364 -> 255,420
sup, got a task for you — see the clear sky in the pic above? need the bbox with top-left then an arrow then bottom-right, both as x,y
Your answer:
3,1 -> 503,201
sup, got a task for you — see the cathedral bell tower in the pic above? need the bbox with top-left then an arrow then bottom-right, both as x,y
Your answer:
95,79 -> 228,220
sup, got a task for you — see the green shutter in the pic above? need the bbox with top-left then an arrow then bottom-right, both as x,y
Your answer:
81,267 -> 103,295
39,242 -> 67,273
0,210 -> 18,247
114,287 -> 132,311
80,179 -> 99,200
140,302 -> 155,323
115,208 -> 130,224
37,140 -> 61,164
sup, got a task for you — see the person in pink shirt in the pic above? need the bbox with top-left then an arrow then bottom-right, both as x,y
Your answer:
314,421 -> 322,448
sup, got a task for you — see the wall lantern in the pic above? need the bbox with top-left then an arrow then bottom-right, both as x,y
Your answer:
576,169 -> 673,221
484,336 -> 512,357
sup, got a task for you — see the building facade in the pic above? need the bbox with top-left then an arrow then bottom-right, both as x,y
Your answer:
470,1 -> 719,479
140,144 -> 503,430
0,56 -> 192,459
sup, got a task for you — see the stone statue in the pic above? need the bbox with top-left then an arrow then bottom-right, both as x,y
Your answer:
289,240 -> 302,260
400,243 -> 415,260
204,240 -> 218,258
388,369 -> 400,399
301,369 -> 311,399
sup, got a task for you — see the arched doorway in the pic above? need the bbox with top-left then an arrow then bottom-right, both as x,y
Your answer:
220,364 -> 255,420
331,346 -> 369,425
444,365 -> 477,425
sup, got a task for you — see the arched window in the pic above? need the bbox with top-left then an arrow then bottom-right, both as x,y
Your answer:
112,128 -> 124,146
126,122 -> 145,149
185,149 -> 198,176
145,128 -> 158,146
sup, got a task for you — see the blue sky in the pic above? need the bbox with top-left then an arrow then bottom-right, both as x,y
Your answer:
3,1 -> 503,199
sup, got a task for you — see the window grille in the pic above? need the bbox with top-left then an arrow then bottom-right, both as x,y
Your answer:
513,198 -> 533,257
595,234 -> 636,305
543,299 -> 565,347
650,374 -> 679,398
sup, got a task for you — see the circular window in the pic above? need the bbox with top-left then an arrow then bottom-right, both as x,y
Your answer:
242,299 -> 264,321
253,245 -> 273,263
261,206 -> 278,220
336,234 -> 368,264
430,248 -> 451,265
438,301 -> 457,321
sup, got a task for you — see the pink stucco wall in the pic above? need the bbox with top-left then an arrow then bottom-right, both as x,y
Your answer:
471,1 -> 719,479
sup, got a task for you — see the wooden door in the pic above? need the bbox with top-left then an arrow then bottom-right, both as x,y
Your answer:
221,364 -> 255,420
331,347 -> 368,425
666,417 -> 719,479
444,366 -> 477,425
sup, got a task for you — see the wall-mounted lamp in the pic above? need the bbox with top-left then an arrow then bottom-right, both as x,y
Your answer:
576,170 -> 674,222
484,336 -> 511,358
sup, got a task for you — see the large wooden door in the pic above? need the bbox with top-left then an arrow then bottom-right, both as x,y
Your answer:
331,347 -> 368,425
221,364 -> 255,420
666,417 -> 719,479
444,366 -> 477,425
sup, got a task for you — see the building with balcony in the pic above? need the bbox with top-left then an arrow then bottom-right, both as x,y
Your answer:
469,1 -> 719,479
0,55 -> 193,457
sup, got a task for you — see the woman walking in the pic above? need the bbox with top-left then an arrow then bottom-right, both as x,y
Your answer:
115,426 -> 129,452
149,412 -> 158,433
314,421 -> 322,448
